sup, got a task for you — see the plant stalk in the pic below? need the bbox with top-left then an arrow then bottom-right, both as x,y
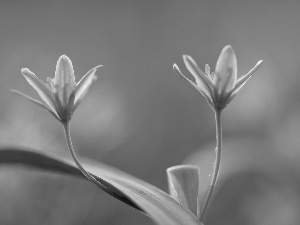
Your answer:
199,109 -> 222,222
63,121 -> 103,188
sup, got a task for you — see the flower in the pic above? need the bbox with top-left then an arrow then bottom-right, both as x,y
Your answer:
173,45 -> 263,111
12,55 -> 102,122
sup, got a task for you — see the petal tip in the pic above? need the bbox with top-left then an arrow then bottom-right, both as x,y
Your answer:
21,68 -> 31,74
59,54 -> 71,61
182,55 -> 201,71
57,54 -> 73,69
224,44 -> 233,50
182,54 -> 192,61
92,65 -> 103,71
250,60 -> 263,73
220,45 -> 235,58
10,89 -> 21,94
173,64 -> 186,79
21,68 -> 36,79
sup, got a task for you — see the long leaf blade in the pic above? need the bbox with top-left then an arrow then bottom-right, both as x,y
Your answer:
0,148 -> 202,225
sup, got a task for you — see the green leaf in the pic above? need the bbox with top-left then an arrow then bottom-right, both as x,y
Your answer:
167,165 -> 200,218
0,148 -> 202,225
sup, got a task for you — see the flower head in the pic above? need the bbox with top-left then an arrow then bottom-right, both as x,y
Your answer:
12,55 -> 102,123
173,45 -> 263,111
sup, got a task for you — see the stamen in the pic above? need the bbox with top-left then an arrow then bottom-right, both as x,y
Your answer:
205,64 -> 210,76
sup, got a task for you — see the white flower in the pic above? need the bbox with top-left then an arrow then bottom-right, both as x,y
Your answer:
12,55 -> 102,122
173,45 -> 263,111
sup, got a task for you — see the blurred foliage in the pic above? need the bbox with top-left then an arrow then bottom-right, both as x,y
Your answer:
0,0 -> 300,224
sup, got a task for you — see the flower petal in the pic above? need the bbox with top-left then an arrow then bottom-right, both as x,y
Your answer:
173,64 -> 214,108
214,45 -> 237,94
167,165 -> 200,218
54,55 -> 76,105
183,55 -> 213,95
21,68 -> 57,114
10,89 -> 60,120
74,65 -> 102,104
227,60 -> 263,104
234,60 -> 263,89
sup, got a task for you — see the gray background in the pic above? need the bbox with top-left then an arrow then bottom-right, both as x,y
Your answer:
0,0 -> 299,224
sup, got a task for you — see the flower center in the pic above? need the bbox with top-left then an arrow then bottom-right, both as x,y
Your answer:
205,64 -> 210,76
205,64 -> 214,80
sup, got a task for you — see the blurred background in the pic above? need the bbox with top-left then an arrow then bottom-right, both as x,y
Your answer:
0,0 -> 299,224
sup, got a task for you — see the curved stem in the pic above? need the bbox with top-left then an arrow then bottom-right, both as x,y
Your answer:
199,109 -> 222,222
63,121 -> 103,188
63,121 -> 144,210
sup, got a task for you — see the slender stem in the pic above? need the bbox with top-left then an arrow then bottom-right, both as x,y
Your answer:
63,121 -> 143,209
199,109 -> 222,222
63,121 -> 101,187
